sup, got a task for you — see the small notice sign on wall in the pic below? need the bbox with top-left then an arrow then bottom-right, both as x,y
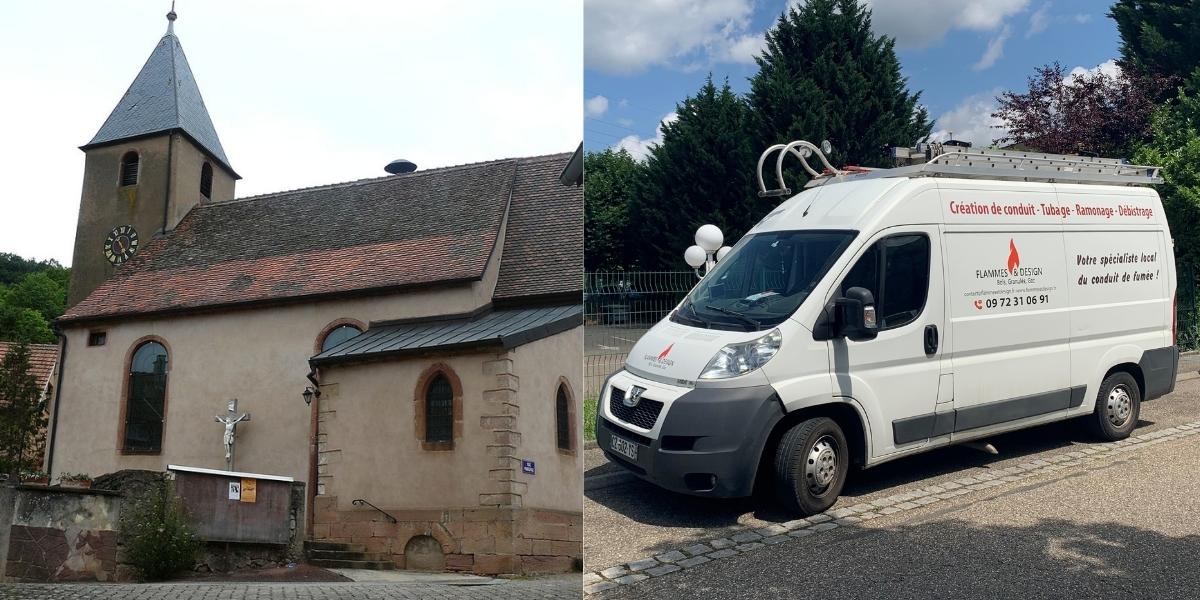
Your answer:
521,459 -> 535,475
228,481 -> 241,500
241,478 -> 257,503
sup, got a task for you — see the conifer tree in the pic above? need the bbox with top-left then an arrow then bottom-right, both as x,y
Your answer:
630,77 -> 762,269
748,0 -> 930,179
0,342 -> 47,477
1110,0 -> 1200,88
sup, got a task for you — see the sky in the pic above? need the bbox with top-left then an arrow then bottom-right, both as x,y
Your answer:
0,0 -> 582,265
584,0 -> 1122,159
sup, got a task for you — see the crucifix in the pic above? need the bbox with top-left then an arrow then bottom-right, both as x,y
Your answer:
214,398 -> 250,471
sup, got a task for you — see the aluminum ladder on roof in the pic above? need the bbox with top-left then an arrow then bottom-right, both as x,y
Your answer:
756,140 -> 1164,197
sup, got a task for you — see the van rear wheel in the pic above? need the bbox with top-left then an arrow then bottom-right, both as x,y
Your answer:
773,417 -> 849,516
1087,372 -> 1141,441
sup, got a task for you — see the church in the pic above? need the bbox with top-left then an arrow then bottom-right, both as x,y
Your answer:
45,9 -> 582,575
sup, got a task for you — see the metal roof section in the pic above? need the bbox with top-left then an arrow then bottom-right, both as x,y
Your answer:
310,304 -> 583,366
83,11 -> 237,177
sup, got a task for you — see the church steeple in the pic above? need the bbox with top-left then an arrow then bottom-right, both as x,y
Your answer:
68,6 -> 239,308
81,6 -> 237,178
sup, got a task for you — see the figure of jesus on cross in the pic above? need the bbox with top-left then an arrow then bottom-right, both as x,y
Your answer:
215,398 -> 250,471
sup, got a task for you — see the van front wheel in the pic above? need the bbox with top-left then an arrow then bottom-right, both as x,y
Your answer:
773,417 -> 849,516
1087,372 -> 1141,441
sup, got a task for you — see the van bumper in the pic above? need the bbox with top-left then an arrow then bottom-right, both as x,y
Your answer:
595,376 -> 785,498
1140,345 -> 1179,401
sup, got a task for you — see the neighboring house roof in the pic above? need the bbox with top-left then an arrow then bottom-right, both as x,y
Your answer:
493,153 -> 584,301
310,304 -> 582,366
82,25 -> 237,177
60,152 -> 580,324
559,142 -> 583,186
0,343 -> 58,393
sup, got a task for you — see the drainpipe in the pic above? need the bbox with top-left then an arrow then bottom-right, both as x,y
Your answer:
45,330 -> 68,476
306,367 -> 320,539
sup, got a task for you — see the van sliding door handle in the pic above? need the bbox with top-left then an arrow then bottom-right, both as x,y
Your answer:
924,324 -> 939,355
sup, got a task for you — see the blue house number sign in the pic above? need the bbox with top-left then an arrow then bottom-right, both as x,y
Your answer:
522,459 -> 535,475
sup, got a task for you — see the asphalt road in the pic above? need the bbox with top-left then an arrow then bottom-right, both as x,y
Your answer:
602,436 -> 1200,599
585,374 -> 1200,599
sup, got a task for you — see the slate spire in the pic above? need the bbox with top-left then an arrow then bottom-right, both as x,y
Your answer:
83,6 -> 237,178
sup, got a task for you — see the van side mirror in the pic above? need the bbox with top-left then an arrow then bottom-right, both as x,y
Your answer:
836,287 -> 878,341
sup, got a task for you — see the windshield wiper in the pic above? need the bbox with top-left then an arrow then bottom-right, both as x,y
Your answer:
704,304 -> 761,329
680,301 -> 710,327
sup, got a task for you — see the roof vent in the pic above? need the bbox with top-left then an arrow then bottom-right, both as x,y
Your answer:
385,159 -> 417,175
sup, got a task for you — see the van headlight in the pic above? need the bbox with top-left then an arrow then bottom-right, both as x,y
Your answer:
699,329 -> 782,379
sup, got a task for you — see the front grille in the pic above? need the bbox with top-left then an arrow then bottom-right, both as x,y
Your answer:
608,387 -> 664,430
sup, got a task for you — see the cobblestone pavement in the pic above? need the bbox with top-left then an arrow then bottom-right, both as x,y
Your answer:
0,577 -> 581,599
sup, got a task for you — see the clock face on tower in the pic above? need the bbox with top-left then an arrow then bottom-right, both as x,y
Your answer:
103,225 -> 139,265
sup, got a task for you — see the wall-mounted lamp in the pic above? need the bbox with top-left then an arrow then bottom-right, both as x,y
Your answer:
302,386 -> 321,405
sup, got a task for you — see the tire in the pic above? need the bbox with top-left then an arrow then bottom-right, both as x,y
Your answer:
1086,371 -> 1141,441
773,417 -> 849,516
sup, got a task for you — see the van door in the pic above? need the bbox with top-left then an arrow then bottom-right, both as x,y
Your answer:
827,225 -> 947,457
943,229 -> 1072,434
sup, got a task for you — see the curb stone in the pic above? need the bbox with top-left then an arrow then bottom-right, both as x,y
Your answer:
583,418 -> 1200,596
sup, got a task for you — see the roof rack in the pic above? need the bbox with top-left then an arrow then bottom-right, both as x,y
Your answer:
756,140 -> 1163,196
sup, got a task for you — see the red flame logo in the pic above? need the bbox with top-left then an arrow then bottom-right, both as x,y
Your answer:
658,344 -> 674,360
1007,239 -> 1020,273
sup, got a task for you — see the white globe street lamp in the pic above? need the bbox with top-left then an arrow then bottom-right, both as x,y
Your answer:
685,225 -> 732,278
695,224 -> 723,252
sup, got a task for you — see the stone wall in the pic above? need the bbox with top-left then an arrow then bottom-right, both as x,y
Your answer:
312,498 -> 581,575
1,486 -> 121,582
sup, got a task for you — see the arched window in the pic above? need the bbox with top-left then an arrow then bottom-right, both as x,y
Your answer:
200,162 -> 213,199
119,151 -> 140,187
320,324 -> 361,352
123,340 -> 168,453
414,363 -> 461,451
555,380 -> 574,453
425,375 -> 454,443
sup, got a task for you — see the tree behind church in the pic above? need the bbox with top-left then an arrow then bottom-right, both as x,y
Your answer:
0,342 -> 47,477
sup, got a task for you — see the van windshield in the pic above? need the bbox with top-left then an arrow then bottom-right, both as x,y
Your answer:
674,230 -> 856,331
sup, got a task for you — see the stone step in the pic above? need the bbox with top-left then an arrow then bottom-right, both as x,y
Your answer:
304,540 -> 366,553
308,558 -> 395,570
307,549 -> 391,562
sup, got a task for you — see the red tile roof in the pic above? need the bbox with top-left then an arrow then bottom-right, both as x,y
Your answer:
61,152 -> 580,323
0,343 -> 58,392
493,154 -> 584,301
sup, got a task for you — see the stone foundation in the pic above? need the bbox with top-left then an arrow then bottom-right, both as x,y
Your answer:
312,497 -> 580,575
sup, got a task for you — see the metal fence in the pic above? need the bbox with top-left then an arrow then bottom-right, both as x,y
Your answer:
584,271 -> 696,397
1178,263 -> 1198,351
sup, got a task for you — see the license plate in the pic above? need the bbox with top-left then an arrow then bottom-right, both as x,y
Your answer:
609,434 -> 639,462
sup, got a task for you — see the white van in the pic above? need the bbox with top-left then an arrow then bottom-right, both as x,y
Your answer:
595,142 -> 1179,515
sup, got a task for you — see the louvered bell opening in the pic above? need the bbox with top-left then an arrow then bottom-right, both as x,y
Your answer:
200,162 -> 213,199
120,152 -> 140,187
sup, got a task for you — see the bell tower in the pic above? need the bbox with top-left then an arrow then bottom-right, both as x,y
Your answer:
67,7 -> 239,307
